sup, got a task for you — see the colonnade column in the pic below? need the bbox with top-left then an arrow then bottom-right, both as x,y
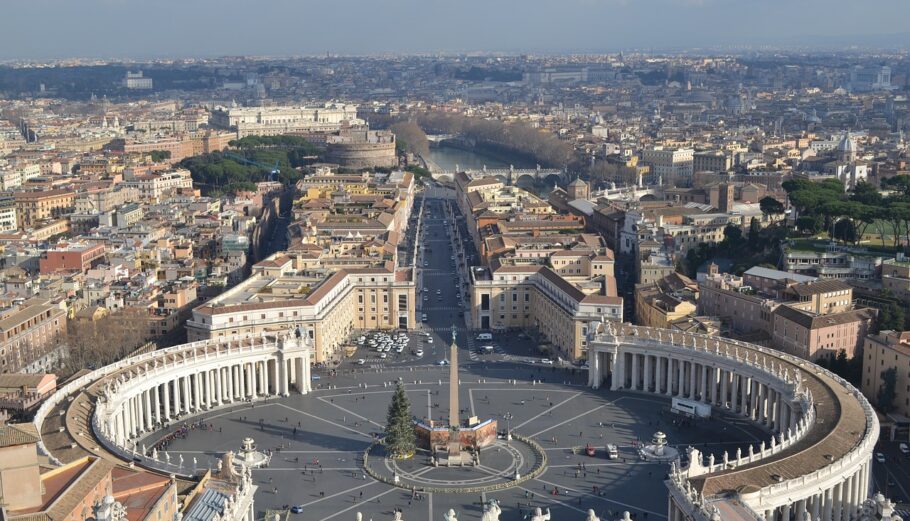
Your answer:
163,380 -> 171,420
689,360 -> 698,400
631,353 -> 640,391
643,355 -> 652,392
143,390 -> 152,431
700,365 -> 708,402
677,359 -> 684,396
182,375 -> 191,412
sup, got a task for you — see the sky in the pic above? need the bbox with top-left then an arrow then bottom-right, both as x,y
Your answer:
2,0 -> 909,60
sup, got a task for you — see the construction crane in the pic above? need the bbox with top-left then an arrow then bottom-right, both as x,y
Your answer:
223,152 -> 281,182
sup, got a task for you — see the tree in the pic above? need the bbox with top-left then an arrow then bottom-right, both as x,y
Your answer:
384,381 -> 416,458
149,150 -> 172,162
877,367 -> 898,413
883,174 -> 910,199
390,121 -> 429,157
875,300 -> 906,333
759,196 -> 785,217
722,224 -> 743,245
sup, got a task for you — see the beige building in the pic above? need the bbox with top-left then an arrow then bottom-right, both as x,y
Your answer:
771,305 -> 875,362
634,272 -> 698,329
14,188 -> 75,229
0,299 -> 67,374
188,254 -> 415,363
881,257 -> 910,303
470,263 -> 622,361
861,330 -> 910,416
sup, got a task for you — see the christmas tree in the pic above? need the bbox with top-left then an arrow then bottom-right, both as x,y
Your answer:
384,380 -> 416,458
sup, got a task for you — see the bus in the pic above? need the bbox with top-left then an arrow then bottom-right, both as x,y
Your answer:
671,397 -> 711,419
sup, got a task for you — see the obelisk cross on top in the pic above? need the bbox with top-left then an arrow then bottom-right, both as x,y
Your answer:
449,325 -> 460,430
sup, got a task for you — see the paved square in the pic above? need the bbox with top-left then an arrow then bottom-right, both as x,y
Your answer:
148,360 -> 766,521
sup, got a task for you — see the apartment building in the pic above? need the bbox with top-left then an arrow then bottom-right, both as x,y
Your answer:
641,147 -> 694,186
692,150 -> 733,173
14,188 -> 75,229
634,272 -> 698,329
771,305 -> 875,361
0,300 -> 67,374
782,242 -> 884,279
861,330 -> 910,416
881,257 -> 910,303
39,242 -> 107,275
122,169 -> 194,202
470,263 -> 622,361
187,255 -> 415,363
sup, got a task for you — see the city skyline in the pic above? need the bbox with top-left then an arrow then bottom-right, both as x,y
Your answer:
1,0 -> 909,61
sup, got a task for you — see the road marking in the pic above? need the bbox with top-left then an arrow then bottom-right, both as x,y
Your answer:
317,396 -> 384,429
529,404 -> 609,438
512,392 -> 583,430
319,487 -> 398,521
275,403 -> 373,439
297,480 -> 377,508
530,478 -> 667,518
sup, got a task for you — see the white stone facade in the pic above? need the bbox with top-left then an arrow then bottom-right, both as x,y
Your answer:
587,322 -> 880,521
34,333 -> 311,477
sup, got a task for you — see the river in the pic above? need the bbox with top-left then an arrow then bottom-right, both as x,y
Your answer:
424,143 -> 534,172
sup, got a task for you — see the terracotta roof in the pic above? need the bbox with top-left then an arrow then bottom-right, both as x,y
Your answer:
0,423 -> 41,448
774,305 -> 875,330
788,279 -> 852,297
538,267 -> 586,302
580,294 -> 623,305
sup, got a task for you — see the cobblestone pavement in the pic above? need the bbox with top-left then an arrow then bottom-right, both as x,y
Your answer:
154,361 -> 766,521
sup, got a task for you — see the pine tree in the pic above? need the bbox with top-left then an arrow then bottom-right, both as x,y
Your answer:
384,381 -> 416,458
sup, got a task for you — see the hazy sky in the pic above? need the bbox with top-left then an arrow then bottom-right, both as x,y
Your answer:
2,0 -> 909,60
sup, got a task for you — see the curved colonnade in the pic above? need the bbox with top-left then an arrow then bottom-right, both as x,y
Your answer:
586,323 -> 878,521
34,333 -> 311,478
33,324 -> 880,521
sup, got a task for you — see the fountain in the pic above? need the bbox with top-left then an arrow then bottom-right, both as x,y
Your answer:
233,437 -> 271,469
638,431 -> 679,462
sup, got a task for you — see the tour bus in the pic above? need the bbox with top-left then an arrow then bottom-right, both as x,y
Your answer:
671,397 -> 712,419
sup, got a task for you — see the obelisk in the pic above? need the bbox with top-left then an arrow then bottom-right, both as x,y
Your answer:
448,325 -> 459,429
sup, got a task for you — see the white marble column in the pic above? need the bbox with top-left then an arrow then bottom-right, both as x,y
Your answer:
215,367 -> 223,405
143,390 -> 152,431
264,360 -> 272,395
823,488 -> 833,520
238,364 -> 246,399
677,358 -> 684,396
701,364 -> 710,403
689,361 -> 698,400
163,381 -> 171,420
644,355 -> 653,392
279,358 -> 289,395
631,353 -> 640,391
182,375 -> 191,412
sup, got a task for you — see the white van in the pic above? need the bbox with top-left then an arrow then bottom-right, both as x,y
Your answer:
900,443 -> 909,455
476,333 -> 493,341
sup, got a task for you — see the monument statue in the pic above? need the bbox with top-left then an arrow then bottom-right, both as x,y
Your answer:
481,499 -> 501,521
443,509 -> 458,521
355,514 -> 362,521
584,509 -> 601,521
530,507 -> 551,521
